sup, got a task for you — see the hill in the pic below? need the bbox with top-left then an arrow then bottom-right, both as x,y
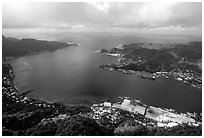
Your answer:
121,42 -> 202,63
99,41 -> 202,89
2,35 -> 75,57
171,42 -> 202,62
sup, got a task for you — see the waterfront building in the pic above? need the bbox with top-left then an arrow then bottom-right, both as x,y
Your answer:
104,102 -> 112,107
122,99 -> 131,106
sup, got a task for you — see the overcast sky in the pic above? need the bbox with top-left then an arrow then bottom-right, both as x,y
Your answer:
2,2 -> 202,38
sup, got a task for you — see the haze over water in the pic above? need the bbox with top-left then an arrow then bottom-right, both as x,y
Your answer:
10,33 -> 202,113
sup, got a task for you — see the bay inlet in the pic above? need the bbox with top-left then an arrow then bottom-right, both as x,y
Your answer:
11,36 -> 202,114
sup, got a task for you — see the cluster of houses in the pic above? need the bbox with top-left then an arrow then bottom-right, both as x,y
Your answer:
145,106 -> 200,128
66,42 -> 79,46
2,68 -> 55,110
41,113 -> 70,125
3,85 -> 55,109
100,60 -> 201,89
90,103 -> 121,125
90,98 -> 201,128
100,48 -> 202,89
3,76 -> 12,86
172,71 -> 201,89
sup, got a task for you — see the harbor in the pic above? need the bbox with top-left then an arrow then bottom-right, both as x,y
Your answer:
90,98 -> 201,128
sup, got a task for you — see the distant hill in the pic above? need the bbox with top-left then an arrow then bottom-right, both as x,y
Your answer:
171,42 -> 202,62
6,37 -> 20,42
100,41 -> 202,74
119,42 -> 202,63
2,35 -> 72,57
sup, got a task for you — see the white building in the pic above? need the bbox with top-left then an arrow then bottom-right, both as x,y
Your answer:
157,122 -> 178,127
177,78 -> 183,81
104,102 -> 112,107
122,99 -> 131,106
121,99 -> 132,111
156,115 -> 171,123
132,105 -> 146,115
167,122 -> 178,127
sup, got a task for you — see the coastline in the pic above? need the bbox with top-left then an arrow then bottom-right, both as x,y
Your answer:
13,80 -> 20,94
97,48 -> 202,89
2,62 -> 202,136
2,42 -> 202,136
6,61 -> 202,115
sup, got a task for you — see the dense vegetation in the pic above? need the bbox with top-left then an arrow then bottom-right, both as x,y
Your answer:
115,124 -> 202,136
2,35 -> 71,57
101,41 -> 202,75
171,42 -> 202,62
112,42 -> 202,64
25,115 -> 113,136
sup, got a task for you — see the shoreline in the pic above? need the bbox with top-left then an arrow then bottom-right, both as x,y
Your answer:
97,48 -> 202,89
90,98 -> 201,128
2,62 -> 202,136
8,55 -> 201,114
99,64 -> 202,89
4,62 -> 201,113
3,62 -> 92,107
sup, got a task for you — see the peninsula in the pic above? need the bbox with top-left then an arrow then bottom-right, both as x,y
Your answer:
98,42 -> 202,89
2,35 -> 79,60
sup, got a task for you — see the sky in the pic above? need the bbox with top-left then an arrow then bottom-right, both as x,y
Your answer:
2,2 -> 202,40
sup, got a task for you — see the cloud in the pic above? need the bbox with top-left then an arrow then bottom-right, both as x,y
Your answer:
2,2 -> 202,31
87,2 -> 112,13
169,3 -> 202,27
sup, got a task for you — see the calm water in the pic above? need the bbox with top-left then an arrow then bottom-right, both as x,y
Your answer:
11,34 -> 202,113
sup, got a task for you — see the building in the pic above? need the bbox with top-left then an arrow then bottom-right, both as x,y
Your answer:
121,99 -> 132,111
177,78 -> 183,81
104,102 -> 112,107
156,115 -> 171,123
122,99 -> 131,106
132,105 -> 146,115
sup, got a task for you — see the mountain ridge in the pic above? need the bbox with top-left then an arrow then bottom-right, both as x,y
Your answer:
2,35 -> 76,57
